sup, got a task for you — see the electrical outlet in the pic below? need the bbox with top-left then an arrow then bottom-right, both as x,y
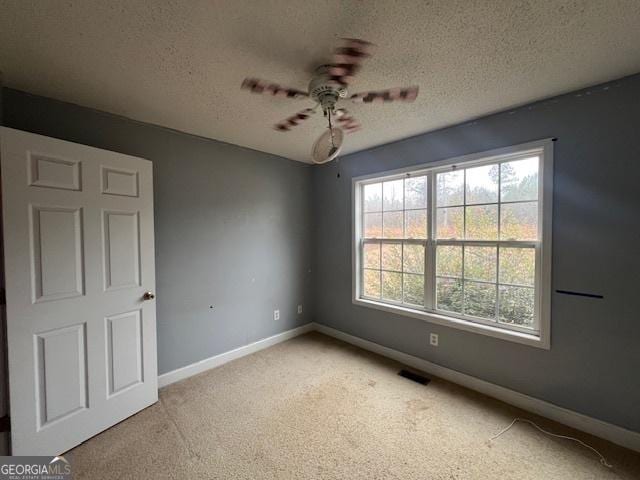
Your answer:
297,304 -> 303,314
274,309 -> 280,321
430,333 -> 439,347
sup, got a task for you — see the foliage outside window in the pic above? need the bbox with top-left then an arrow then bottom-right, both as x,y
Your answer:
355,143 -> 552,344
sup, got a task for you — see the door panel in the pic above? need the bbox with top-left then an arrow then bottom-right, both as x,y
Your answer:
103,210 -> 140,290
36,323 -> 87,427
31,205 -> 84,302
1,127 -> 157,455
101,167 -> 138,197
106,310 -> 143,396
28,153 -> 81,191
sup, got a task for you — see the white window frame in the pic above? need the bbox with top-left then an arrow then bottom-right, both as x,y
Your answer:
352,139 -> 553,349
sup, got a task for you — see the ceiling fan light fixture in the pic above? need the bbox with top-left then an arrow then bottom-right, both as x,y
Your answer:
240,38 -> 419,163
311,127 -> 344,164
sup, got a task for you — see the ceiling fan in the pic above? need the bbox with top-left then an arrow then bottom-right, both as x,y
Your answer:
240,38 -> 419,163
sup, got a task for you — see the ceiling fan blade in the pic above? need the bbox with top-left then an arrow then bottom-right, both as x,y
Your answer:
335,109 -> 361,133
241,78 -> 308,99
274,108 -> 316,132
350,86 -> 419,103
328,38 -> 374,86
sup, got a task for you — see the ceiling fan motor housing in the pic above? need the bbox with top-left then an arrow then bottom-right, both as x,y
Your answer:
309,65 -> 347,113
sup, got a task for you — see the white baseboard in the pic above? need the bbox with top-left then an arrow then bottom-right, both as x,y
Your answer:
157,323 -> 314,388
313,322 -> 640,453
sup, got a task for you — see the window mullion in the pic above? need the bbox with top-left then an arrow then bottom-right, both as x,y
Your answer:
360,239 -> 364,299
424,172 -> 436,309
495,244 -> 500,321
360,186 -> 365,298
461,169 -> 466,316
401,178 -> 405,304
496,162 -> 502,322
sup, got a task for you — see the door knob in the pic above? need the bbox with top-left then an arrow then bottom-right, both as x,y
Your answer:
143,291 -> 155,300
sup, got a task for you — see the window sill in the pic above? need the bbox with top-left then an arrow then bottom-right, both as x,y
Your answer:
352,297 -> 550,349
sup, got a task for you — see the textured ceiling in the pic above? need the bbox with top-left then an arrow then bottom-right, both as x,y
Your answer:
1,1 -> 640,163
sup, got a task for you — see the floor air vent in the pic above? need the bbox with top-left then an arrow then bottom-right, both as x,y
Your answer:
398,369 -> 430,385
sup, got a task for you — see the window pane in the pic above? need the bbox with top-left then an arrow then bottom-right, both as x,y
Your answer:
437,170 -> 464,206
499,286 -> 535,328
436,278 -> 463,313
465,204 -> 498,240
403,244 -> 424,274
383,179 -> 404,211
364,212 -> 382,237
500,202 -> 538,240
363,182 -> 382,212
436,207 -> 463,239
501,157 -> 538,202
405,209 -> 427,239
464,281 -> 496,319
382,271 -> 403,302
363,242 -> 380,269
436,245 -> 462,277
499,247 -> 535,286
466,164 -> 499,204
363,269 -> 381,298
464,246 -> 497,282
403,274 -> 424,305
381,243 -> 402,271
383,211 -> 403,238
405,176 -> 427,209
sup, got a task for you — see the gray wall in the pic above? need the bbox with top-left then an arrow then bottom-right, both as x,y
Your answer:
1,88 -> 314,375
313,74 -> 640,433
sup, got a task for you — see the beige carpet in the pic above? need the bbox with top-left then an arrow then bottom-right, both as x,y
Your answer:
68,332 -> 640,479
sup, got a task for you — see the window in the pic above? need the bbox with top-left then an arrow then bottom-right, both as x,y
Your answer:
353,140 -> 553,348
361,176 -> 428,306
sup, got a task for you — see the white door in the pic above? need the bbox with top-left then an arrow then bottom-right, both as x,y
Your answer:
0,127 -> 158,455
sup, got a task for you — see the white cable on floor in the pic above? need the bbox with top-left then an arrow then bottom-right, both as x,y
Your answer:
490,418 -> 613,469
